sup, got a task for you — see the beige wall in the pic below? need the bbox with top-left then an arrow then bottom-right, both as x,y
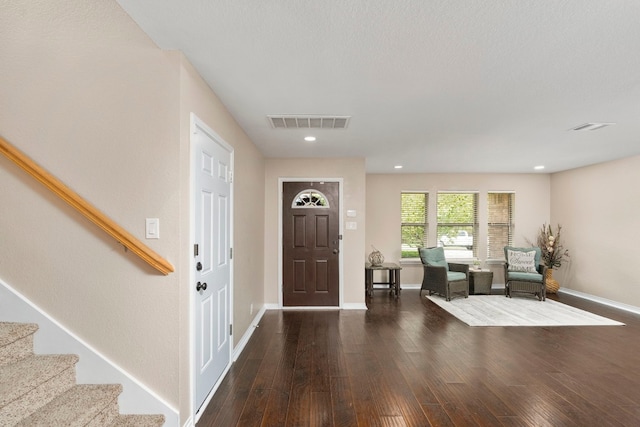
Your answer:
178,55 -> 265,421
178,57 -> 265,346
551,155 -> 640,306
1,2 -> 266,424
1,0 -> 181,406
4,1 -> 637,422
264,158 -> 366,306
366,173 -> 551,285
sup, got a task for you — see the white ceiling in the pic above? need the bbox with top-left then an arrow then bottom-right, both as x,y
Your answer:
117,0 -> 640,173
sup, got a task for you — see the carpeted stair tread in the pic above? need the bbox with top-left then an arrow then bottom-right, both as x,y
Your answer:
0,354 -> 79,407
15,384 -> 123,426
0,322 -> 38,366
0,322 -> 38,347
110,414 -> 166,426
0,321 -> 165,426
0,365 -> 76,426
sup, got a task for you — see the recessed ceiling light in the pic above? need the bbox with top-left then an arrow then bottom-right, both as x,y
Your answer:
304,136 -> 316,142
534,165 -> 545,170
394,165 -> 403,169
571,122 -> 616,131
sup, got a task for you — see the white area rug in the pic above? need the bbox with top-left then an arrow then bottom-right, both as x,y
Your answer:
426,295 -> 625,327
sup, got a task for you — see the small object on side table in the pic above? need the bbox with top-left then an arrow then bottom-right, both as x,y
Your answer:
469,269 -> 493,295
368,246 -> 385,266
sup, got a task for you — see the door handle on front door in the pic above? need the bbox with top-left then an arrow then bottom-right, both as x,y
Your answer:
196,282 -> 207,291
333,249 -> 339,254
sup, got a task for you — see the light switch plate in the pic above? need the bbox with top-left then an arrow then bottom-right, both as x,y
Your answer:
146,218 -> 159,239
346,209 -> 357,217
346,221 -> 357,230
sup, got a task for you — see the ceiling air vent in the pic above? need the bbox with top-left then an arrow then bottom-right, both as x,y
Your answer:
571,122 -> 616,131
267,115 -> 351,129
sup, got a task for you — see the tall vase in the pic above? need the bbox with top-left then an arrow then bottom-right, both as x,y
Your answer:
545,268 -> 560,294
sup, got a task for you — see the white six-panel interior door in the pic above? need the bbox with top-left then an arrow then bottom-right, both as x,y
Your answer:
192,115 -> 233,416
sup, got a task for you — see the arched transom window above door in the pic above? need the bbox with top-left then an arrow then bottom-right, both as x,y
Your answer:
292,189 -> 330,208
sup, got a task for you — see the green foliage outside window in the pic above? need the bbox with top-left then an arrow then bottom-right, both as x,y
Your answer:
437,193 -> 475,224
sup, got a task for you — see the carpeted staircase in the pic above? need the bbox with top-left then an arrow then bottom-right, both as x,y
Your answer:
0,322 -> 165,426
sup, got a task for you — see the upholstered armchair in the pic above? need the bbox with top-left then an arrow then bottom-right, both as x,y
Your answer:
419,247 -> 469,301
503,246 -> 547,301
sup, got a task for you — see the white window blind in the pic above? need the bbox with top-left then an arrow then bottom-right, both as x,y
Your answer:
400,192 -> 428,258
487,192 -> 515,259
436,192 -> 478,259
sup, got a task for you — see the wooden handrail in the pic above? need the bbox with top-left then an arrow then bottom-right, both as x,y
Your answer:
0,136 -> 174,275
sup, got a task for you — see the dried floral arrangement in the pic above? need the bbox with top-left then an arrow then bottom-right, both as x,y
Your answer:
535,223 -> 569,268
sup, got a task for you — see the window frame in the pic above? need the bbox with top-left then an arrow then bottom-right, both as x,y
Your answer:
292,189 -> 330,208
436,191 -> 479,259
400,192 -> 429,259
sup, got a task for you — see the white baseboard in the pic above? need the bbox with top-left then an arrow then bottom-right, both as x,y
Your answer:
233,306 -> 266,362
0,279 -> 179,426
262,303 -> 367,310
559,288 -> 640,316
342,303 -> 368,310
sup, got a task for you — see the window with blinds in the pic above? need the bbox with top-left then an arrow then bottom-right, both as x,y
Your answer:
487,192 -> 515,260
400,192 -> 428,258
436,192 -> 478,259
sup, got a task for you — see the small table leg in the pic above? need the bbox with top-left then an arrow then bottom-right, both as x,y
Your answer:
388,270 -> 395,296
365,268 -> 373,297
388,269 -> 400,298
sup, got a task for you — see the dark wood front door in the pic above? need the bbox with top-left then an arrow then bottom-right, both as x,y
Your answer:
283,181 -> 340,306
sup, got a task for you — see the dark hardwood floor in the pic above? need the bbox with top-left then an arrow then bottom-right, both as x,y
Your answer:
196,288 -> 640,426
